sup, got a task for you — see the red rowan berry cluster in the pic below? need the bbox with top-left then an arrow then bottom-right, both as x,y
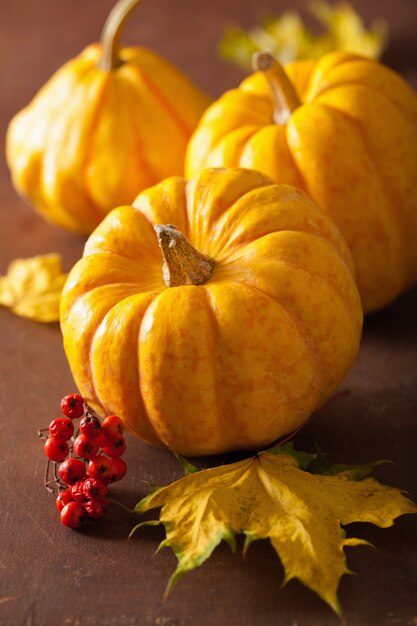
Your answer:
39,394 -> 127,529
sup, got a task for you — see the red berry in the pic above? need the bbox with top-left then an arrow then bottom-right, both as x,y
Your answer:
108,458 -> 127,483
73,434 -> 99,460
60,502 -> 86,529
82,477 -> 108,499
96,433 -> 111,448
56,490 -> 73,512
61,394 -> 84,420
71,480 -> 88,502
49,417 -> 74,441
88,455 -> 112,481
44,437 -> 69,462
80,414 -> 102,440
102,437 -> 126,459
102,415 -> 124,441
58,458 -> 86,486
84,497 -> 109,519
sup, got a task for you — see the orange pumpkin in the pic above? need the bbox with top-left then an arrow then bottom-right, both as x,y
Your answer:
186,51 -> 417,313
6,0 -> 210,234
61,168 -> 362,456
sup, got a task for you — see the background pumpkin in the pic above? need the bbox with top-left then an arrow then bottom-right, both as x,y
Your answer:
185,51 -> 417,314
60,167 -> 363,456
6,0 -> 210,235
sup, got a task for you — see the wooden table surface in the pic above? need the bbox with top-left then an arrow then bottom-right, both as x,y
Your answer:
1,1 -> 417,625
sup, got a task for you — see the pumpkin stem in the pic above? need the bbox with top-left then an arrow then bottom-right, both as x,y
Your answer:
252,51 -> 301,125
99,0 -> 141,71
154,224 -> 215,288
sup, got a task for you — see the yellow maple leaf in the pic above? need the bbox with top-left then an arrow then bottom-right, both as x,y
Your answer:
310,1 -> 388,59
132,447 -> 416,615
0,254 -> 67,323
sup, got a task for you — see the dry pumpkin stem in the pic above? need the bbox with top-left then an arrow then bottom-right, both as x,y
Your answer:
99,0 -> 142,71
252,51 -> 301,125
154,224 -> 215,288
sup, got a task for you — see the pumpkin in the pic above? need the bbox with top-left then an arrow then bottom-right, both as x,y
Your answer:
6,0 -> 210,235
185,51 -> 417,313
60,167 -> 362,456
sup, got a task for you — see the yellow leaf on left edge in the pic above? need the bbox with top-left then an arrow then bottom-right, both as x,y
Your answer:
0,254 -> 67,322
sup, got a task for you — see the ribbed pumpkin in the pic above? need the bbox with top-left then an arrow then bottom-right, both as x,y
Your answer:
186,51 -> 417,313
61,168 -> 362,456
6,0 -> 210,234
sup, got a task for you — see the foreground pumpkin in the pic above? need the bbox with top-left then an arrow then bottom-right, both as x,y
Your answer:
186,51 -> 417,313
6,0 -> 210,234
61,168 -> 362,456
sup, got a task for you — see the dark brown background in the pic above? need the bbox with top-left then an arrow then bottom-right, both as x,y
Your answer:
1,1 -> 417,625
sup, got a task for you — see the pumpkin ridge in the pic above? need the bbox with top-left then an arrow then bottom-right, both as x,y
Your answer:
134,64 -> 191,138
180,181 -> 192,240
85,245 -> 161,266
136,286 -> 228,453
208,124 -> 262,168
68,283 -> 145,314
61,285 -> 142,412
236,228 -> 353,271
201,286 -> 234,451
317,102 -> 409,290
120,75 -> 162,187
280,125 -> 318,214
47,66 -> 109,224
186,170 -> 273,253
132,290 -> 172,450
218,192 -> 353,273
203,186 -> 299,254
239,124 -> 304,189
133,178 -> 190,239
81,70 -> 115,218
63,282 -> 143,334
354,131 -> 413,293
311,80 -> 417,128
87,291 -> 160,441
185,174 -> 216,251
200,282 -> 317,450
305,54 -> 366,101
123,293 -> 163,444
202,90 -> 271,126
79,249 -> 163,293
189,90 -> 270,172
238,281 -> 324,398
39,64 -> 104,228
226,281 -> 328,439
75,292 -> 127,416
243,257 -> 359,330
88,307 -> 115,419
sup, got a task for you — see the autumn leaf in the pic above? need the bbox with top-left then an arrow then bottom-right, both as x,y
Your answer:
132,445 -> 416,615
219,1 -> 388,69
0,254 -> 67,323
308,446 -> 390,480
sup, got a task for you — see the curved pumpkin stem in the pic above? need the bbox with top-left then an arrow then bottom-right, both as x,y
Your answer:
99,0 -> 141,71
252,51 -> 301,125
154,225 -> 215,288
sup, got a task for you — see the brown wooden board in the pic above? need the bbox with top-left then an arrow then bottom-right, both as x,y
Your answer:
1,1 -> 416,625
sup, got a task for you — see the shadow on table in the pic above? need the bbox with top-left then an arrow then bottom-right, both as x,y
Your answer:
363,286 -> 417,343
